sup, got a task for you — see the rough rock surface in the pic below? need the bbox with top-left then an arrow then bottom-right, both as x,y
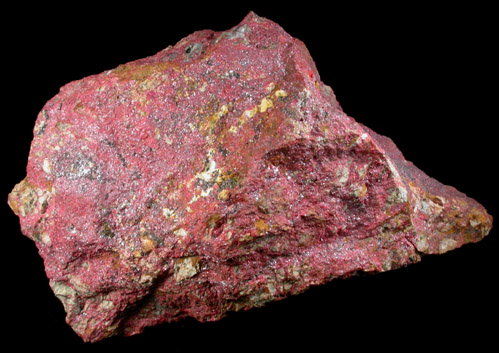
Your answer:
8,12 -> 492,342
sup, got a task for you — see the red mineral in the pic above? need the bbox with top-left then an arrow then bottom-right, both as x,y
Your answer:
7,12 -> 492,342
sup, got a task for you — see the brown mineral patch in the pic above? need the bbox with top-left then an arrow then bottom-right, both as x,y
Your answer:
113,62 -> 178,81
140,234 -> 156,254
255,219 -> 270,234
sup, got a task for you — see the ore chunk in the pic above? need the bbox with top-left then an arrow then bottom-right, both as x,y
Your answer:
7,12 -> 492,342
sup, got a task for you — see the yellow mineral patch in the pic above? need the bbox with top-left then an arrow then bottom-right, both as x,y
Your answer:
132,250 -> 143,258
51,281 -> 77,313
357,164 -> 369,178
230,105 -> 261,133
255,219 -> 270,234
154,128 -> 161,140
162,207 -> 176,219
188,150 -> 221,202
237,106 -> 258,128
199,104 -> 229,135
219,104 -> 229,116
438,238 -> 458,254
217,189 -> 231,201
259,97 -> 274,113
8,178 -> 51,217
174,228 -> 188,237
99,300 -> 114,310
353,183 -> 368,198
188,194 -> 200,204
291,118 -> 312,136
40,232 -> 51,246
320,123 -> 330,134
139,76 -> 161,91
469,219 -> 481,228
239,233 -> 253,242
335,165 -> 350,187
245,106 -> 258,119
174,256 -> 200,282
415,233 -> 429,253
265,82 -> 276,93
196,159 -> 217,183
140,235 -> 155,253
42,159 -> 52,174
201,188 -> 213,197
274,89 -> 288,98
164,135 -> 173,145
387,186 -> 408,204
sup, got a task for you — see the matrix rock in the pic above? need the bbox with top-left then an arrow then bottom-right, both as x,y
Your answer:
8,12 -> 492,342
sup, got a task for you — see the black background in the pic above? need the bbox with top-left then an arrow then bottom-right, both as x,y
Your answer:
2,3 -> 497,351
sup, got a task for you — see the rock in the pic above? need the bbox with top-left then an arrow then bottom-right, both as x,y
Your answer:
7,12 -> 492,342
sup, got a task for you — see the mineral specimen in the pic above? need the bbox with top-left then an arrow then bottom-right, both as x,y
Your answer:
8,12 -> 492,342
